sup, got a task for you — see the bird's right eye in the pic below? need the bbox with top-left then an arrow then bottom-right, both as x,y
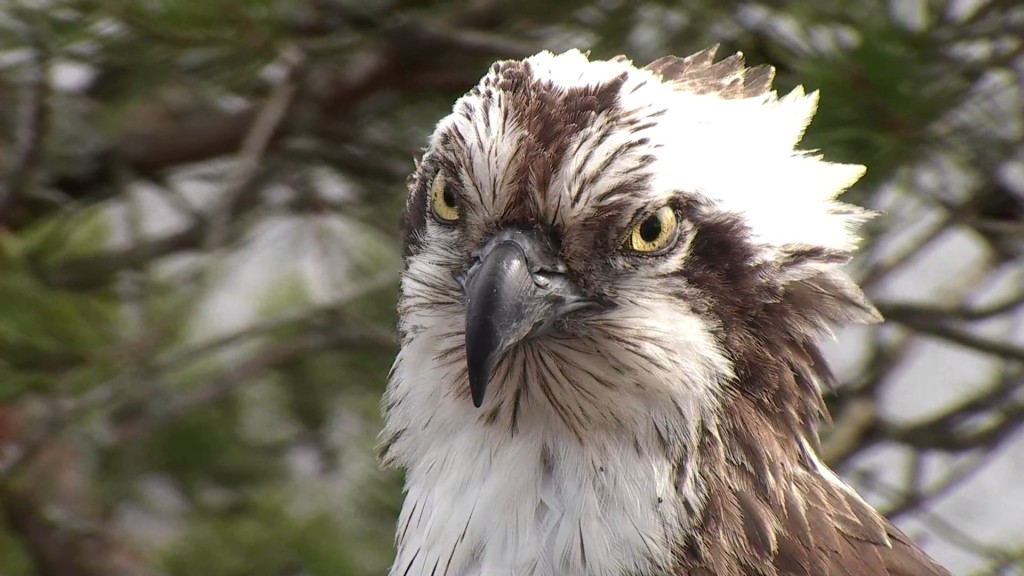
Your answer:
430,172 -> 459,223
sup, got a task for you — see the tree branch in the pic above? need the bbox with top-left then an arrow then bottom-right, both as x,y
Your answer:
112,321 -> 396,443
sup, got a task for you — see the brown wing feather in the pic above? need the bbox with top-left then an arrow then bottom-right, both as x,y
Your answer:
675,473 -> 952,575
773,508 -> 952,576
669,431 -> 954,572
674,421 -> 951,575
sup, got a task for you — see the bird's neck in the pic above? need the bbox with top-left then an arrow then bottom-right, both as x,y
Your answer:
387,402 -> 707,576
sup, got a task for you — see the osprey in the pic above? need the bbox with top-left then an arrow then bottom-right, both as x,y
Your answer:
381,47 -> 952,576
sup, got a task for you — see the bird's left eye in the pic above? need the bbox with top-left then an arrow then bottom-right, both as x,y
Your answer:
625,206 -> 679,254
430,172 -> 459,223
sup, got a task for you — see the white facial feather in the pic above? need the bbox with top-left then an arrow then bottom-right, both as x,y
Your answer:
386,268 -> 726,575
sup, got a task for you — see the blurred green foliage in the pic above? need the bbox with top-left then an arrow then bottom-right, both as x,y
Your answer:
1,0 -> 1022,574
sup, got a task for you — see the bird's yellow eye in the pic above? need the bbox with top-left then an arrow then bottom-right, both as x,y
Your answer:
430,172 -> 459,223
625,206 -> 678,253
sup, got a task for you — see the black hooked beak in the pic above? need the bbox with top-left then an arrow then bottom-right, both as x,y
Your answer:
457,229 -> 597,408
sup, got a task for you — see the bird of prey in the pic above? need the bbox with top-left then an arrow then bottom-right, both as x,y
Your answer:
380,47 -> 953,576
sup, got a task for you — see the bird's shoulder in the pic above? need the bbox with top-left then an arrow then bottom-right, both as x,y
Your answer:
671,434 -> 952,576
766,479 -> 953,576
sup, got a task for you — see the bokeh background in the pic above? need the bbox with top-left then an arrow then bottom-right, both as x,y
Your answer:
1,0 -> 1023,574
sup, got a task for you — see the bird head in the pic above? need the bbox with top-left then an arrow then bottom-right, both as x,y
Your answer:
385,47 -> 879,451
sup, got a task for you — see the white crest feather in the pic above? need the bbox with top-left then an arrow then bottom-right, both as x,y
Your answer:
515,50 -> 869,253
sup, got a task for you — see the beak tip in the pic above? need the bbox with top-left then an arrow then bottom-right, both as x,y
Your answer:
469,375 -> 487,408
467,355 -> 490,408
